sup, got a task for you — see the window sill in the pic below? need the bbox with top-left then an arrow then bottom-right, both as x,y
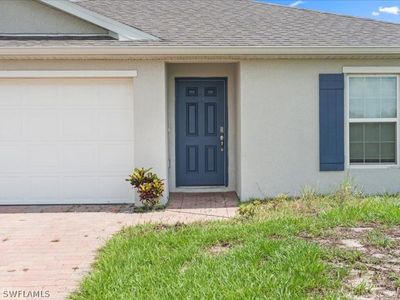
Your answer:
347,164 -> 399,170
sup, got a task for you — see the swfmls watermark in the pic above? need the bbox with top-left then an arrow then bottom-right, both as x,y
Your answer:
1,290 -> 50,299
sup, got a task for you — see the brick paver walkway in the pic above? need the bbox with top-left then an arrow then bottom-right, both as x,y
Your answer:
0,193 -> 238,300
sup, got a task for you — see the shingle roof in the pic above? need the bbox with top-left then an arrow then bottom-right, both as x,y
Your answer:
2,0 -> 400,48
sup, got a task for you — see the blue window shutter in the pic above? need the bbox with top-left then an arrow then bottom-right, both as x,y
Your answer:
319,74 -> 345,171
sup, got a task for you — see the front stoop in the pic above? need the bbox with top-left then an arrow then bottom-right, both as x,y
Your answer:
168,192 -> 238,218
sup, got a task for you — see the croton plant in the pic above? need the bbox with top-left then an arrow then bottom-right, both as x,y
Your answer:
126,168 -> 164,209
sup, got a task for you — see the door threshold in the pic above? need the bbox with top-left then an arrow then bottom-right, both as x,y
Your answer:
173,186 -> 233,193
177,186 -> 225,189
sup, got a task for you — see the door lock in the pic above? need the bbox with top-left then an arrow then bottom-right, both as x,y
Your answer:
220,126 -> 224,152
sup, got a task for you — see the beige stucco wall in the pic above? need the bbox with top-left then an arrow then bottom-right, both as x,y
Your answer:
0,59 -> 168,204
0,0 -> 107,34
239,58 -> 400,200
166,63 -> 238,193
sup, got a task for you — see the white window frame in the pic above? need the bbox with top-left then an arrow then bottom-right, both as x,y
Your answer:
345,74 -> 400,169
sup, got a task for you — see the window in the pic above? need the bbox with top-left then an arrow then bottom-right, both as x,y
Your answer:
348,76 -> 398,165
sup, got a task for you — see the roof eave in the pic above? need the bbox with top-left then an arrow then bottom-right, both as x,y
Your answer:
0,46 -> 400,56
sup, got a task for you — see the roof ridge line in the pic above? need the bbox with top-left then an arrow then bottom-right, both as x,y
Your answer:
254,0 -> 400,27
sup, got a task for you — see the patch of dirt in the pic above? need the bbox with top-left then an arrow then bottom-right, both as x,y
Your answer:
207,242 -> 233,255
173,222 -> 187,230
301,224 -> 400,299
341,239 -> 365,250
154,222 -> 187,232
266,233 -> 285,241
154,224 -> 169,231
385,227 -> 400,241
179,261 -> 191,274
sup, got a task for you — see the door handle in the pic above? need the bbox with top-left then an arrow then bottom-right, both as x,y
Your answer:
220,126 -> 224,152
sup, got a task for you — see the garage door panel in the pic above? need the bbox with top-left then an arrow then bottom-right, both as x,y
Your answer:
24,110 -> 60,140
27,144 -> 59,173
0,177 -> 25,201
0,144 -> 25,173
61,177 -> 98,201
0,78 -> 134,204
26,177 -> 60,200
97,143 -> 134,173
24,83 -> 61,107
61,109 -> 95,140
61,144 -> 98,173
61,81 -> 100,107
97,80 -> 133,108
97,177 -> 132,200
0,109 -> 22,139
0,81 -> 24,106
95,110 -> 134,140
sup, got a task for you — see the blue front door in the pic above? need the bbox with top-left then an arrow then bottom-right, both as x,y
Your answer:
176,78 -> 227,186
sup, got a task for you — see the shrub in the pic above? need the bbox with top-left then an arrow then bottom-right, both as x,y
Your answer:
300,185 -> 319,202
335,175 -> 362,206
275,193 -> 291,202
238,200 -> 262,218
353,281 -> 372,296
126,168 -> 164,209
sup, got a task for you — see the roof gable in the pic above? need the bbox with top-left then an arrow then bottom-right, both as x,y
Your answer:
0,0 -> 108,35
39,0 -> 159,41
0,0 -> 158,41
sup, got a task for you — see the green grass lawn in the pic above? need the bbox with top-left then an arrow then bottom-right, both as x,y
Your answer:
71,187 -> 400,299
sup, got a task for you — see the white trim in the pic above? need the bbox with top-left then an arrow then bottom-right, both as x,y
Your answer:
345,74 -> 400,169
0,33 -> 109,38
0,70 -> 137,78
1,46 -> 400,56
343,67 -> 400,74
37,0 -> 159,41
349,118 -> 397,123
345,164 -> 399,170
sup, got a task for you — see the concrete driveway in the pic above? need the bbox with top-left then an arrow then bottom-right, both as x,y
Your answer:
0,193 -> 238,300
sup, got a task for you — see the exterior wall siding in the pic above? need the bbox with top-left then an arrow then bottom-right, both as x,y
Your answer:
2,58 -> 400,203
239,58 -> 400,200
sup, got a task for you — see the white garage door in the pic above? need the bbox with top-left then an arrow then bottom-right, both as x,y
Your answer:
0,78 -> 134,204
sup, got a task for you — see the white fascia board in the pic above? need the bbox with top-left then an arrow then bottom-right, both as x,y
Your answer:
0,33 -> 107,37
0,70 -> 138,78
343,66 -> 400,74
1,46 -> 400,56
38,0 -> 159,41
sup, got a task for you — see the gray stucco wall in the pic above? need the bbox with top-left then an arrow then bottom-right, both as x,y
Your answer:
0,0 -> 108,34
1,57 -> 400,202
239,58 -> 400,200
